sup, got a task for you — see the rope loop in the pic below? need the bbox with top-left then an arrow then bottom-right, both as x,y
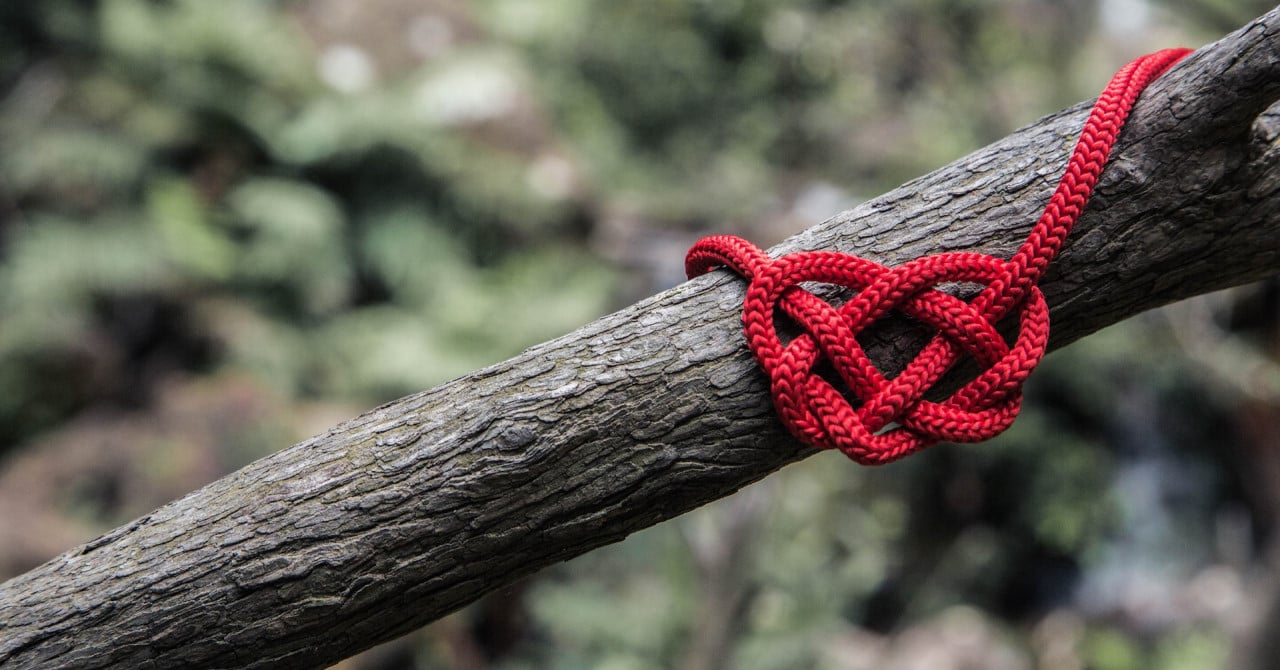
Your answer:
685,48 -> 1190,465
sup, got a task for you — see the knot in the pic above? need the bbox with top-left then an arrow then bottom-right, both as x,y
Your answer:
685,47 -> 1191,465
687,238 -> 1047,464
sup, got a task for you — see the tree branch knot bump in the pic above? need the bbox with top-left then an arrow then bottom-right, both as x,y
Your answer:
685,48 -> 1192,465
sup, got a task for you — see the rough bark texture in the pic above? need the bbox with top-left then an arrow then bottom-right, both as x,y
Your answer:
2,10 -> 1279,670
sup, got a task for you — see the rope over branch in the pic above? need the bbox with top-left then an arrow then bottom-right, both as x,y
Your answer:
1,11 -> 1278,669
685,49 -> 1190,464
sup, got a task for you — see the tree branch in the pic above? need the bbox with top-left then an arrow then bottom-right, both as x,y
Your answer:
3,8 -> 1279,669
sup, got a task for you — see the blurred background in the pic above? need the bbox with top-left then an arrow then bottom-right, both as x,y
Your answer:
1,1 -> 1277,668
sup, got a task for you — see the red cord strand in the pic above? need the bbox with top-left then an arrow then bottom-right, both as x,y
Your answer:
685,48 -> 1191,465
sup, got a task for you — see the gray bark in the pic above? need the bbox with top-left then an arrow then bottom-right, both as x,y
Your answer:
3,8 -> 1279,670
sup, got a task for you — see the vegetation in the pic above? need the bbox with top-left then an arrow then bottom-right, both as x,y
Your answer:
0,1 -> 1276,668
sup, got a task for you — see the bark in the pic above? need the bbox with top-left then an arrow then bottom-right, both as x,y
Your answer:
2,9 -> 1279,670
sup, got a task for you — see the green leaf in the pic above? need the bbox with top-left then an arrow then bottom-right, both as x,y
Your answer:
147,176 -> 235,281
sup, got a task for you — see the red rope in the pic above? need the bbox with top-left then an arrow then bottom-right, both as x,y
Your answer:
685,48 -> 1191,465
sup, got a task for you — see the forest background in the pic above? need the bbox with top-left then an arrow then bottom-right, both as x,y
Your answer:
1,1 -> 1277,669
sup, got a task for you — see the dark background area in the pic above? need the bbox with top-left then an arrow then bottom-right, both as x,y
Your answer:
0,1 -> 1277,668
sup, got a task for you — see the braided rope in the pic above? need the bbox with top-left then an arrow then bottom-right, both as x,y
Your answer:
685,48 -> 1191,465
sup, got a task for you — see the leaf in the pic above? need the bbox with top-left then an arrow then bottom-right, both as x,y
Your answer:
147,176 -> 235,281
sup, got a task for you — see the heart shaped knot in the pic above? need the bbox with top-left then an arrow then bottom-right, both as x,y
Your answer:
687,237 -> 1049,464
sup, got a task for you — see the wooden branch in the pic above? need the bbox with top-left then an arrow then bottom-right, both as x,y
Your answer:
3,9 -> 1279,669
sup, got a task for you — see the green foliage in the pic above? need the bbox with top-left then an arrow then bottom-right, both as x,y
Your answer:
0,0 -> 620,438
